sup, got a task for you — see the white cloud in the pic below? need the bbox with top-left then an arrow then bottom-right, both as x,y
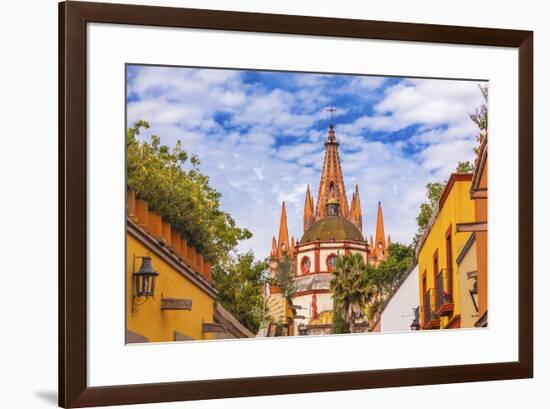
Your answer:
127,66 -> 486,259
339,75 -> 387,95
278,142 -> 322,161
337,78 -> 484,137
338,140 -> 432,243
292,73 -> 334,88
410,122 -> 478,145
418,138 -> 477,178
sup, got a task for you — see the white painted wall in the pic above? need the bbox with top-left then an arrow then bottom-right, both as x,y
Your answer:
297,242 -> 368,274
349,248 -> 368,263
380,265 -> 420,333
292,292 -> 334,335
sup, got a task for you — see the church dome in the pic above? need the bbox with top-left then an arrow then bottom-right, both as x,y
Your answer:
300,216 -> 364,243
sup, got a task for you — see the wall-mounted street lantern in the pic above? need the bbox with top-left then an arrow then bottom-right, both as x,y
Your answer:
467,271 -> 479,313
297,323 -> 308,336
410,306 -> 420,331
133,255 -> 159,298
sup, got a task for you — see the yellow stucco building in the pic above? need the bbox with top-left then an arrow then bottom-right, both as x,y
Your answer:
126,188 -> 253,343
263,288 -> 298,336
416,174 -> 476,330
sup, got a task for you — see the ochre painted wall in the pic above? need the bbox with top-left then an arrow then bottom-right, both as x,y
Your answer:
265,292 -> 296,336
126,232 -> 215,342
418,177 -> 476,329
457,237 -> 479,328
475,161 -> 488,317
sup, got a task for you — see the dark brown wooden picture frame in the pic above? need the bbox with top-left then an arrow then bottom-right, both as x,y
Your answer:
59,1 -> 533,407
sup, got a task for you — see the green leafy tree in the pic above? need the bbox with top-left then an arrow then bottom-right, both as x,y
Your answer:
456,161 -> 474,173
370,243 -> 414,296
366,298 -> 384,323
413,182 -> 445,247
213,252 -> 269,333
413,162 -> 475,247
274,254 -> 296,299
330,253 -> 372,333
469,83 -> 488,133
364,243 -> 414,321
469,83 -> 488,154
387,242 -> 415,262
127,120 -> 251,263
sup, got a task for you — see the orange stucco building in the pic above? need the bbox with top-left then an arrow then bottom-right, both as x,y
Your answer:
469,132 -> 488,327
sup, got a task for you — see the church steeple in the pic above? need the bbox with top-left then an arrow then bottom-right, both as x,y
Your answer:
303,184 -> 315,231
374,201 -> 387,257
277,202 -> 290,257
270,236 -> 277,257
315,122 -> 349,219
349,184 -> 363,232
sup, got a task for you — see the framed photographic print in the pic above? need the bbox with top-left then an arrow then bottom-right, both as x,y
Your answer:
59,1 -> 533,407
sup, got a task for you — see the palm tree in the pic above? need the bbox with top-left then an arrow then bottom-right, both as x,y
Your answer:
330,253 -> 373,333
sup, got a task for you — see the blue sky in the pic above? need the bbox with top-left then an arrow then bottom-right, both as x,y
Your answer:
127,65 -> 486,259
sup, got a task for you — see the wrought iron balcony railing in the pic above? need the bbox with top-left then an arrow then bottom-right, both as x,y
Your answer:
436,268 -> 452,309
435,268 -> 455,318
423,289 -> 437,325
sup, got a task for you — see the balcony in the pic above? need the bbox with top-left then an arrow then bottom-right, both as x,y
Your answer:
422,289 -> 440,330
435,269 -> 454,317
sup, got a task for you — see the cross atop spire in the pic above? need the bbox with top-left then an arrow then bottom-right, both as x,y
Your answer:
326,106 -> 337,124
326,106 -> 337,143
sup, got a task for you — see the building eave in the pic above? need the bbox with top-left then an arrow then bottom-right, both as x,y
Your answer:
456,221 -> 487,233
214,302 -> 254,338
471,132 -> 488,196
127,218 -> 218,299
456,232 -> 477,265
439,173 -> 473,210
415,173 -> 473,257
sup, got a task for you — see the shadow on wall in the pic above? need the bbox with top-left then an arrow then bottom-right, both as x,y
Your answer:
34,390 -> 57,405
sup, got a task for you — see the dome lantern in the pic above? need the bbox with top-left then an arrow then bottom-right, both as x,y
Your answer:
326,196 -> 340,217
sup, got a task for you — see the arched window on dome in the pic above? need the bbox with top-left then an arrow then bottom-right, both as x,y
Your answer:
326,254 -> 337,271
300,256 -> 311,275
